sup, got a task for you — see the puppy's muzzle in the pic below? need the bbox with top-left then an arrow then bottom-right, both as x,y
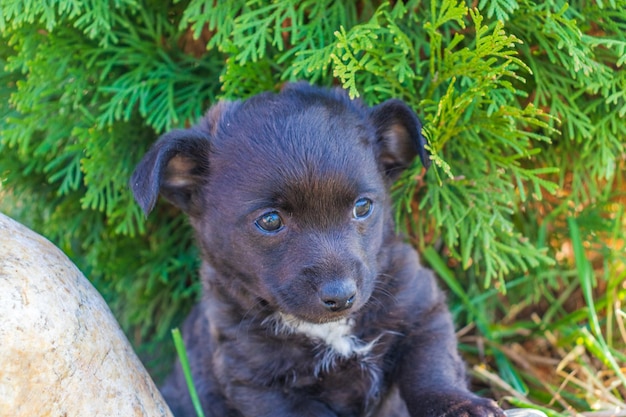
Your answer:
318,279 -> 357,312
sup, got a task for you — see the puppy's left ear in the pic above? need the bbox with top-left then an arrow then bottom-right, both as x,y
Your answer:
131,101 -> 235,217
369,99 -> 431,180
130,127 -> 211,217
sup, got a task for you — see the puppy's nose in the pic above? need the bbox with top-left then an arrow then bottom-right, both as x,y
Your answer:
319,279 -> 357,312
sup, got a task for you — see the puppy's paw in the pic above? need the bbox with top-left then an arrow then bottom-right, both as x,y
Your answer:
408,391 -> 505,417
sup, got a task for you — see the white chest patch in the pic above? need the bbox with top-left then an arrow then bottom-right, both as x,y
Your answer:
270,313 -> 378,358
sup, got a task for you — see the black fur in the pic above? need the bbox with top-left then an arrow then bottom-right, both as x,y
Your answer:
130,83 -> 504,417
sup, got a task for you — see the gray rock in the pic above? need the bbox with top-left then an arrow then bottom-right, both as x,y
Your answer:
0,212 -> 173,417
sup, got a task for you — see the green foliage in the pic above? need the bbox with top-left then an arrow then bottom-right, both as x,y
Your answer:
1,0 -> 624,413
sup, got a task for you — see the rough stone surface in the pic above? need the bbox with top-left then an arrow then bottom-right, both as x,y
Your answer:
0,212 -> 173,417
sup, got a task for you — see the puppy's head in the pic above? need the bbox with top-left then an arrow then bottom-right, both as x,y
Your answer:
131,83 -> 430,323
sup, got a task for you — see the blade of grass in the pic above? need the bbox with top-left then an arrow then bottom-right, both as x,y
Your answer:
567,217 -> 599,332
567,217 -> 626,388
172,328 -> 206,417
504,396 -> 568,417
471,365 -> 528,401
422,246 -> 487,331
422,247 -> 530,392
494,350 -> 530,395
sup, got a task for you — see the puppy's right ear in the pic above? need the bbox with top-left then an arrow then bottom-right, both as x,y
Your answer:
130,127 -> 211,217
369,99 -> 431,181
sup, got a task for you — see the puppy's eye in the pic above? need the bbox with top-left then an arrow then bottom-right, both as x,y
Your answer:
353,198 -> 373,219
255,211 -> 284,233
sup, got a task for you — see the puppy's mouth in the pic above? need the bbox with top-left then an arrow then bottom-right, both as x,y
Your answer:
261,302 -> 359,325
276,293 -> 367,325
266,274 -> 375,324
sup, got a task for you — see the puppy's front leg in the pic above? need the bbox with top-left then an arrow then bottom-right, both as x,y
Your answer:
226,384 -> 337,417
397,269 -> 505,417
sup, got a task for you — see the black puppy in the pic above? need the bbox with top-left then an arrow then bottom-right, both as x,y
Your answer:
131,83 -> 504,417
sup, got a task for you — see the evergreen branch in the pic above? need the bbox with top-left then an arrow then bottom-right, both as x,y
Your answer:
478,0 -> 520,21
0,0 -> 139,44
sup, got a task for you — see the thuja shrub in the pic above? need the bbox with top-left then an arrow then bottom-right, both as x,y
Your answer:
1,1 -> 624,413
